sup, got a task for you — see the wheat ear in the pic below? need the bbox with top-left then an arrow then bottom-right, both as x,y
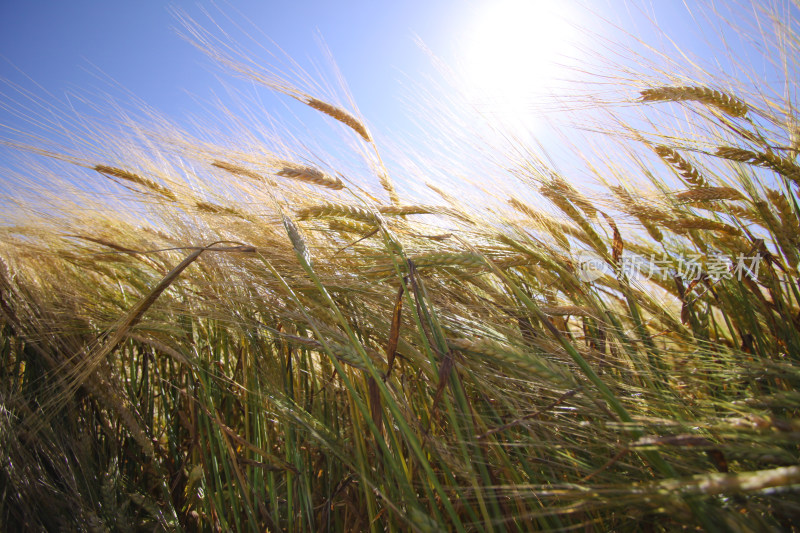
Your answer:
448,337 -> 563,380
509,198 -> 572,249
296,203 -> 377,222
765,191 -> 800,267
410,252 -> 485,269
641,86 -> 748,117
276,161 -> 344,190
766,189 -> 800,239
378,205 -> 433,216
195,201 -> 245,217
675,187 -> 744,203
94,165 -> 177,201
551,176 -> 597,219
211,160 -> 277,185
541,184 -> 608,256
715,147 -> 800,184
653,146 -> 708,187
303,97 -> 371,142
540,305 -> 595,317
662,218 -> 741,235
378,172 -> 399,205
610,186 -> 668,242
328,219 -> 377,234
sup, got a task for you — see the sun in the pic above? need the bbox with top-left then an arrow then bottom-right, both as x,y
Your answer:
457,0 -> 580,129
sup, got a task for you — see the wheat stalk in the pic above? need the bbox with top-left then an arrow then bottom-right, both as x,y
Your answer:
641,86 -> 748,117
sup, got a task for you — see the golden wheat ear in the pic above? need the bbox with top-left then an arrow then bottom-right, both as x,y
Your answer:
640,86 -> 748,117
94,165 -> 177,201
653,146 -> 708,188
275,161 -> 344,190
211,160 -> 277,186
715,147 -> 800,184
675,187 -> 744,203
302,96 -> 372,143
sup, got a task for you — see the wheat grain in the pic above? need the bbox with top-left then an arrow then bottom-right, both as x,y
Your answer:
282,215 -> 311,265
280,334 -> 367,369
297,203 -> 436,222
717,233 -> 751,254
610,187 -> 672,221
724,204 -> 761,225
427,183 -> 455,203
641,86 -> 748,117
304,97 -> 372,142
94,165 -> 177,201
761,192 -> 800,267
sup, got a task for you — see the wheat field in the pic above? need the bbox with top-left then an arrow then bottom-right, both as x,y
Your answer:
1,2 -> 800,531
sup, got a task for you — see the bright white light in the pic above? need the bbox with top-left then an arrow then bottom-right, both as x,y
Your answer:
458,0 -> 579,129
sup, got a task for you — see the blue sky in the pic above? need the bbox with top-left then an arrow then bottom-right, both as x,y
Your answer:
0,1 -> 721,134
0,1 -> 794,205
0,1 -> 471,137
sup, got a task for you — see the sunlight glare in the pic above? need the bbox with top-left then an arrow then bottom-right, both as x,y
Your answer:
458,0 -> 579,130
